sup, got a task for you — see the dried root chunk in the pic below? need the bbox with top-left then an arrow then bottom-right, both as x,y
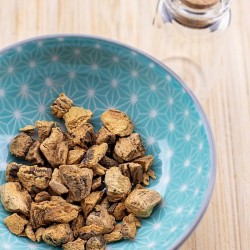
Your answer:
76,224 -> 104,240
100,197 -> 110,210
105,167 -> 131,202
99,156 -> 118,168
0,182 -> 31,216
142,173 -> 150,186
114,133 -> 145,162
104,224 -> 123,243
100,109 -> 134,137
81,143 -> 108,168
49,168 -> 69,195
81,191 -> 103,217
113,203 -> 127,221
147,169 -> 156,179
42,223 -> 74,246
63,238 -> 86,250
40,127 -> 64,167
134,155 -> 154,172
93,164 -> 107,176
121,214 -> 137,239
50,196 -> 67,203
34,191 -> 51,202
10,132 -> 33,158
64,106 -> 93,133
96,126 -> 116,145
25,224 -> 36,242
86,205 -> 115,234
67,148 -> 86,164
19,125 -> 35,135
25,141 -> 44,165
70,123 -> 96,149
71,214 -> 85,235
86,236 -> 106,250
35,227 -> 45,242
55,141 -> 69,166
119,162 -> 143,184
125,189 -> 162,218
35,120 -> 55,143
4,213 -> 28,235
59,165 -> 93,201
30,200 -> 80,228
112,151 -> 124,163
91,177 -> 102,191
17,165 -> 52,193
6,162 -> 22,182
51,93 -> 73,118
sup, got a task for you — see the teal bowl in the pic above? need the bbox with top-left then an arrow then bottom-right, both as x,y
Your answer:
0,35 -> 215,250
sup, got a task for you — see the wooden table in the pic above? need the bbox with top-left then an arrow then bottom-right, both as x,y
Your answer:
0,0 -> 249,249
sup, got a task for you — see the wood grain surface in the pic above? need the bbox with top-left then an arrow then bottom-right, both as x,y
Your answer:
0,0 -> 249,249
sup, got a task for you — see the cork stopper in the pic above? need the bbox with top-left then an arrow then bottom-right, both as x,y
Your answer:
181,0 -> 219,9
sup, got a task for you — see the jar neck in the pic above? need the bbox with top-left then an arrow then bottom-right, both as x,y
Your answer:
160,0 -> 232,31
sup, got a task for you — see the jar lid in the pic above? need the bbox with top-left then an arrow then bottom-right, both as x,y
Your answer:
181,0 -> 219,9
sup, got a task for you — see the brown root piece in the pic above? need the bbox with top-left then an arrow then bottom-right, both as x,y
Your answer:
55,141 -> 69,166
119,162 -> 143,184
133,155 -> 154,172
10,132 -> 33,158
125,189 -> 162,217
81,191 -> 103,217
42,223 -> 74,246
100,109 -> 134,137
64,106 -> 93,133
86,205 -> 115,234
114,133 -> 145,161
35,227 -> 45,242
19,125 -> 36,135
113,203 -> 127,221
112,151 -> 124,163
80,143 -> 108,168
71,214 -> 85,235
5,162 -> 22,182
99,155 -> 118,168
25,224 -> 36,242
51,93 -> 73,118
34,191 -> 51,202
0,182 -> 31,216
67,148 -> 86,164
104,167 -> 131,202
62,238 -> 86,250
91,177 -> 102,191
92,164 -> 107,176
59,165 -> 93,201
86,236 -> 106,250
30,200 -> 80,228
75,224 -> 104,240
100,197 -> 110,210
70,123 -> 96,149
104,224 -> 123,243
17,165 -> 52,193
4,213 -> 28,235
147,169 -> 156,179
121,214 -> 137,239
25,141 -> 45,165
40,127 -> 64,167
96,126 -> 116,145
142,173 -> 150,186
35,120 -> 55,143
49,168 -> 69,195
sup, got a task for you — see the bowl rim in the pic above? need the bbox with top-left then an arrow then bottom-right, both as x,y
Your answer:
0,34 -> 216,250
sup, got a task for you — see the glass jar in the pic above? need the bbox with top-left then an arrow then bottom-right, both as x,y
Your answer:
153,0 -> 232,101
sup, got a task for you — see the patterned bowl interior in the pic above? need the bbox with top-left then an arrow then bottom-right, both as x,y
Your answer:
0,36 -> 215,250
